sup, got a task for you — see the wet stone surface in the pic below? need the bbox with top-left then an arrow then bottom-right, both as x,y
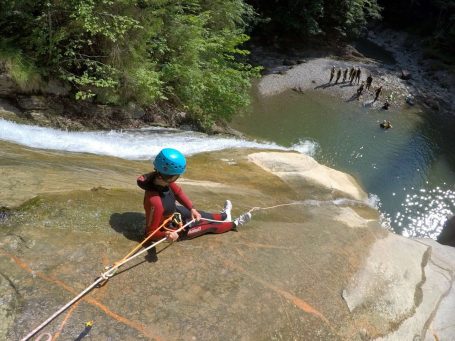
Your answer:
1,147 -> 453,340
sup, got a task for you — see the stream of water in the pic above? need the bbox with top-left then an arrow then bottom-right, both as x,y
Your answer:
0,118 -> 316,160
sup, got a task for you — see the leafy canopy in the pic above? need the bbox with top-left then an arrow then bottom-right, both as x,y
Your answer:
0,0 -> 259,127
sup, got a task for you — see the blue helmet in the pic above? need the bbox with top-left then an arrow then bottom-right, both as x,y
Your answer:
153,148 -> 186,175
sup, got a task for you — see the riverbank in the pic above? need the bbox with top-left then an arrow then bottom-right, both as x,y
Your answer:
1,27 -> 452,135
254,28 -> 454,116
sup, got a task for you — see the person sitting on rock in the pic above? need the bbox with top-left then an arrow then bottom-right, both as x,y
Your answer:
137,148 -> 252,242
382,101 -> 390,110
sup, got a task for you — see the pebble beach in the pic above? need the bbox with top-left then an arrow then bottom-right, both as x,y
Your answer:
256,28 -> 455,115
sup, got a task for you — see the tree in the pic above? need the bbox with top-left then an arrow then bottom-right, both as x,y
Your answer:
246,0 -> 381,42
0,0 -> 260,128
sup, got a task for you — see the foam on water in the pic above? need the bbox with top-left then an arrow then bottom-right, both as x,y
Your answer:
290,138 -> 318,156
0,119 -> 317,159
364,193 -> 394,231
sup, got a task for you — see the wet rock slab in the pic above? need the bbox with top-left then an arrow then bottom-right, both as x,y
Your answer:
2,191 -> 384,340
1,150 -> 454,340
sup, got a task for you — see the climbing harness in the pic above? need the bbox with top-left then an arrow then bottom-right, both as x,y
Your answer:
21,214 -> 190,341
97,214 -> 179,287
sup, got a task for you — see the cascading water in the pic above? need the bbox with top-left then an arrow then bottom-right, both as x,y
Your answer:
0,118 -> 317,160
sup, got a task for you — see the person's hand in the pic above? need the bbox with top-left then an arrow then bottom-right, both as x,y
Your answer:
165,231 -> 179,242
191,208 -> 201,221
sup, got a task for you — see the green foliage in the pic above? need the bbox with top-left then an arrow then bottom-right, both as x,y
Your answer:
0,0 -> 258,127
151,2 -> 259,127
0,43 -> 43,91
378,0 -> 455,60
247,0 -> 382,40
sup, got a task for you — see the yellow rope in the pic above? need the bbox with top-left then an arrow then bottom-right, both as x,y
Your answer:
248,202 -> 304,213
117,215 -> 175,264
97,214 -> 179,286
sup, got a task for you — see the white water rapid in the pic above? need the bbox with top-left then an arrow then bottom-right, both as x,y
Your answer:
0,119 -> 317,159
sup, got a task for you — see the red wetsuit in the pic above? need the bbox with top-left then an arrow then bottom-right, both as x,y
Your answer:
137,172 -> 235,240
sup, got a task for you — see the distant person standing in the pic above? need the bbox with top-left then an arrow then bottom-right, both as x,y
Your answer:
366,75 -> 373,90
343,68 -> 348,82
335,68 -> 342,84
374,86 -> 383,102
329,66 -> 335,83
355,67 -> 362,84
356,81 -> 365,98
349,67 -> 356,85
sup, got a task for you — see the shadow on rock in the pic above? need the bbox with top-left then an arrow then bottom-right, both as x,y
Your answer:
346,93 -> 360,102
109,212 -> 145,243
314,82 -> 335,89
438,215 -> 455,247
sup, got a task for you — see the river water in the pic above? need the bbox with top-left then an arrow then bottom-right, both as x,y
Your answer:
1,84 -> 454,239
232,89 -> 455,238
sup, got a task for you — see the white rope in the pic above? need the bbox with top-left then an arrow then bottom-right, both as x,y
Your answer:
22,202 -> 317,340
23,199 -> 368,340
198,202 -> 304,224
34,333 -> 52,341
21,219 -> 195,341
247,202 -> 304,213
199,217 -> 228,223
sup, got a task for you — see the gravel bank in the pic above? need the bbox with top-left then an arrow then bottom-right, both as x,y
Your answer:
256,28 -> 455,114
258,57 -> 410,109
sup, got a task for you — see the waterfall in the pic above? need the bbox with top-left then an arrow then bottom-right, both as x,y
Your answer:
0,118 -> 317,160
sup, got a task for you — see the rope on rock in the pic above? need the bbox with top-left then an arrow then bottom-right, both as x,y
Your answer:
21,218 -> 194,341
247,202 -> 304,213
199,202 -> 304,223
34,333 -> 52,341
23,201 -> 310,340
97,215 -> 176,286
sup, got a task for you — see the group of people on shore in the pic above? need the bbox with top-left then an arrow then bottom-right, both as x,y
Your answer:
329,66 -> 363,85
328,65 -> 392,129
329,65 -> 384,102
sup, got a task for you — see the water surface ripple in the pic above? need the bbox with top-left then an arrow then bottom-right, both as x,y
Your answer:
232,89 -> 455,237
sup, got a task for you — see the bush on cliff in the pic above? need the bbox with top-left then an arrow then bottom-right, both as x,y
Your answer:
0,0 -> 259,128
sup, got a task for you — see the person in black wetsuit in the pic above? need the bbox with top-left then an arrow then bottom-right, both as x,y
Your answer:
374,86 -> 383,102
329,66 -> 335,83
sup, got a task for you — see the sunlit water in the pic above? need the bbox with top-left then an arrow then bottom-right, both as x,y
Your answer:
232,89 -> 455,237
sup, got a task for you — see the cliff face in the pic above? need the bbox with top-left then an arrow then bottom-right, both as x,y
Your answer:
0,144 -> 454,340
